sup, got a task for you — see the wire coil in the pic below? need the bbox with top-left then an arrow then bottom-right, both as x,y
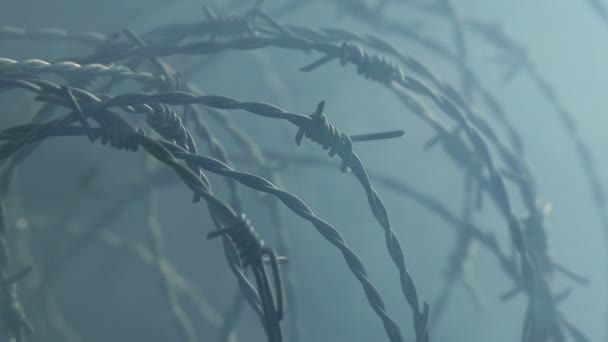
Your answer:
208,213 -> 284,341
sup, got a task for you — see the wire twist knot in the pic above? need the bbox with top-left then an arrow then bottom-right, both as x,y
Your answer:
210,213 -> 266,268
338,42 -> 403,85
207,212 -> 285,329
95,115 -> 141,152
146,104 -> 190,147
295,101 -> 352,171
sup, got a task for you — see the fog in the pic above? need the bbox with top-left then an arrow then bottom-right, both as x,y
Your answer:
1,0 -> 607,341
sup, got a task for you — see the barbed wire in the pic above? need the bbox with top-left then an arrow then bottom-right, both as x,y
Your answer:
2,18 -> 304,336
0,22 -> 577,339
0,2 -> 600,341
0,76 -> 410,342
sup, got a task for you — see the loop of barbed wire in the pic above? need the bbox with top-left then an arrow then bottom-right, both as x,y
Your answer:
0,76 -> 407,342
63,82 -> 428,341
0,26 -> 567,338
208,213 -> 285,342
0,3 -> 598,341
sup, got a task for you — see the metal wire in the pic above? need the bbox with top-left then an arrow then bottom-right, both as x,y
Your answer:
207,213 -> 284,342
0,3 -> 599,341
0,77 -> 407,342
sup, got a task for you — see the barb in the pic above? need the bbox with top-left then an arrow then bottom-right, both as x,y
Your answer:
208,213 -> 284,342
0,3 -> 598,341
0,78 -> 407,342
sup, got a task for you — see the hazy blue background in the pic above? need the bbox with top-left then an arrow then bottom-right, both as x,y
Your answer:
1,0 -> 607,341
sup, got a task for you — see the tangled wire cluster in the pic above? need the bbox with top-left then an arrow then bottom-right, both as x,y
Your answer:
0,0 -> 606,341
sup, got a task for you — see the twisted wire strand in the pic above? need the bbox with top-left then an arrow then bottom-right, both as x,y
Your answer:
0,78 -> 267,334
3,46 -> 540,340
133,135 -> 270,332
184,105 -> 253,342
324,6 -> 552,284
2,10 -> 580,340
1,8 -> 519,167
0,75 -> 253,286
119,29 -> 181,91
0,78 -> 405,342
276,1 -> 529,166
0,58 -> 163,85
273,22 -> 526,163
298,32 -> 527,196
295,100 -> 430,340
238,149 -> 518,279
0,116 -> 406,342
291,22 -> 562,302
146,104 -> 196,153
84,31 -> 548,336
464,21 -> 606,341
120,28 -> 206,202
64,4 -> 531,231
303,36 -> 535,280
0,14 -> 525,166
104,29 -> 297,341
188,103 -> 303,340
35,74 -> 282,341
0,42 -> 539,301
4,79 -> 272,330
184,84 -> 302,341
1,3 -> 592,342
240,18 -> 537,241
47,84 -> 428,340
387,87 -> 565,340
246,149 -> 552,327
208,213 -> 284,342
184,107 -> 243,212
99,122 -> 272,332
62,30 -> 527,224
288,30 -> 567,338
467,19 -> 608,249
133,137 -> 281,342
135,134 -> 406,342
145,103 -> 206,202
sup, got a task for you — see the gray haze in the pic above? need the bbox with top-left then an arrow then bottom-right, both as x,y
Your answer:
1,0 -> 607,341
